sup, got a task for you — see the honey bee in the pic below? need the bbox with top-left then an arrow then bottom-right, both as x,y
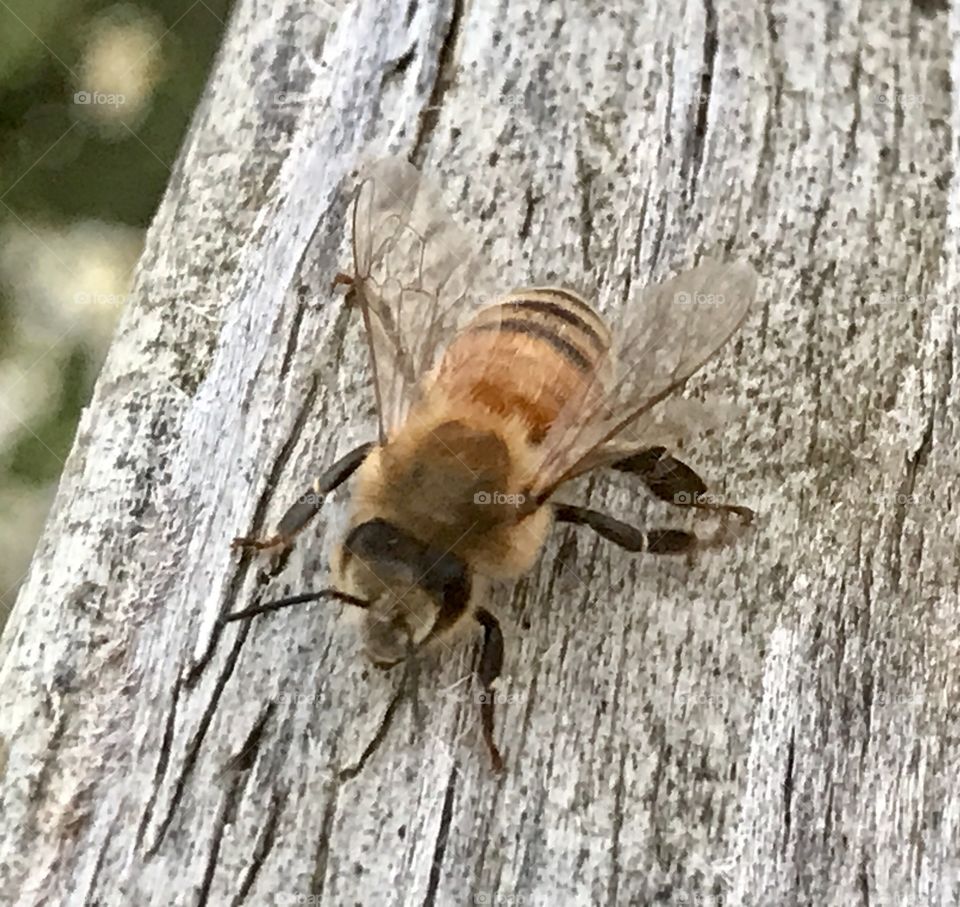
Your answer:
227,157 -> 758,774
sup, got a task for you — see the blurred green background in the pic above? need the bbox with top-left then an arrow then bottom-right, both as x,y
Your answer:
0,0 -> 234,624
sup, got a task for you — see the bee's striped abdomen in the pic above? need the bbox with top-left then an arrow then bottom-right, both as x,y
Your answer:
431,288 -> 613,443
467,288 -> 611,366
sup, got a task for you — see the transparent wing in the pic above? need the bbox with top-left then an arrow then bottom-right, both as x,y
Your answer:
525,259 -> 758,501
348,157 -> 497,440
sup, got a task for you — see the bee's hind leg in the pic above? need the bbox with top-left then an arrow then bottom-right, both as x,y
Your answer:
232,441 -> 374,553
554,503 -> 704,554
611,446 -> 754,523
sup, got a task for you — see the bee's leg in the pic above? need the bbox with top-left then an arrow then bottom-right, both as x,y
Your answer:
554,503 -> 701,554
610,446 -> 754,522
475,608 -> 505,773
338,668 -> 409,781
232,441 -> 374,552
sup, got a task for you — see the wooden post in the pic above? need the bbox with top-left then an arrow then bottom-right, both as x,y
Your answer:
1,1 -> 958,904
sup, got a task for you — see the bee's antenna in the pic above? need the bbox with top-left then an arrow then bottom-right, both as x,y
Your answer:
220,589 -> 369,624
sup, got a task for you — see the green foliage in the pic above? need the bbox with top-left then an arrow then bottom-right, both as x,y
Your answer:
0,0 -> 234,605
7,346 -> 93,483
1,0 -> 234,222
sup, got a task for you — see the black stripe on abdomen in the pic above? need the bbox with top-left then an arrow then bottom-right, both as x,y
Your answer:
526,287 -> 603,320
470,318 -> 593,372
517,287 -> 607,330
498,298 -> 607,353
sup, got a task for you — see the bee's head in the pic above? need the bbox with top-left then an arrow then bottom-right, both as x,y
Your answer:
338,519 -> 471,667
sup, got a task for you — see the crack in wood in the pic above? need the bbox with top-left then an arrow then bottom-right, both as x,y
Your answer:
382,44 -> 417,86
422,766 -> 458,907
223,703 -> 277,793
278,290 -> 312,386
237,711 -> 277,775
574,146 -> 596,274
231,786 -> 289,906
805,191 -> 833,260
518,184 -> 537,241
888,414 -> 935,590
82,806 -> 122,906
859,848 -> 872,906
405,0 -> 419,27
187,374 -> 321,686
309,793 -> 341,900
659,41 -> 676,170
411,0 -> 465,166
683,0 -> 717,204
190,696 -> 277,905
752,0 -> 784,220
649,190 -> 669,273
161,705 -> 268,884
781,728 -> 796,855
843,52 -> 864,167
195,782 -> 237,907
146,625 -> 252,857
135,668 -> 185,850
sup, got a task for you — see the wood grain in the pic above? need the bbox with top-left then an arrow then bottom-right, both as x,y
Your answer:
1,1 -> 958,904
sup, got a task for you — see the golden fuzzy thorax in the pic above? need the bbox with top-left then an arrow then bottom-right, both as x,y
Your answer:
348,397 -> 553,580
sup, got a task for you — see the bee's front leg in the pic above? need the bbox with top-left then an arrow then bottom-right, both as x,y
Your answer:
232,441 -> 374,553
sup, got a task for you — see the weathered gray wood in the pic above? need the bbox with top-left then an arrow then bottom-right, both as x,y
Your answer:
1,0 -> 959,904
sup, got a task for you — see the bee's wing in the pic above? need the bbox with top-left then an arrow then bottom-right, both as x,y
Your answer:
526,259 -> 758,501
349,157 -> 497,439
